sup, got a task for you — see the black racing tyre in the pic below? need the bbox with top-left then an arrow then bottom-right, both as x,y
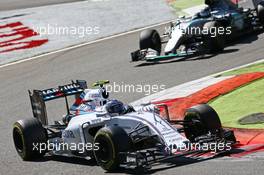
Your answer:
184,104 -> 223,142
13,118 -> 47,160
203,21 -> 225,53
257,1 -> 264,25
93,126 -> 132,171
140,29 -> 161,54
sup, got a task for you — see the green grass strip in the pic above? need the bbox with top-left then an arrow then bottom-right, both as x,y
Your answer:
209,78 -> 264,129
171,0 -> 204,10
219,62 -> 264,77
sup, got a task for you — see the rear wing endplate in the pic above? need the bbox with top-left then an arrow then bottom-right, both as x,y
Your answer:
29,80 -> 87,125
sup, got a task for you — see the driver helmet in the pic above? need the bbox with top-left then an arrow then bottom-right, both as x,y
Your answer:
105,99 -> 126,115
83,88 -> 108,107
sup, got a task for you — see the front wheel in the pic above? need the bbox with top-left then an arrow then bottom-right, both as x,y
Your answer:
184,104 -> 223,142
93,126 -> 132,171
140,29 -> 161,55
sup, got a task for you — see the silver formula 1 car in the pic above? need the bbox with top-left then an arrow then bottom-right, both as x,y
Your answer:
131,0 -> 264,63
13,80 -> 236,172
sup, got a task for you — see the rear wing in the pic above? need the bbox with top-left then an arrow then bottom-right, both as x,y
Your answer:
29,80 -> 87,125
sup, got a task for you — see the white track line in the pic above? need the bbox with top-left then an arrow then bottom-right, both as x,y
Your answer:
0,20 -> 172,69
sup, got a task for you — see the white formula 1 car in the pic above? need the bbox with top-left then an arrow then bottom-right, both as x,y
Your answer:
13,80 -> 236,172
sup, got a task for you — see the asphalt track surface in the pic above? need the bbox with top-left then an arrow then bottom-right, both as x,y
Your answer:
0,0 -> 82,11
1,1 -> 264,175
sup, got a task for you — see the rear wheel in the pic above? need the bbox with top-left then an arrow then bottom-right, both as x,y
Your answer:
203,21 -> 225,53
13,118 -> 47,160
184,104 -> 223,142
140,29 -> 161,55
93,126 -> 132,171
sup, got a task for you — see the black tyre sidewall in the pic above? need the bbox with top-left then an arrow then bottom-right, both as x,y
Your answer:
93,126 -> 131,171
13,118 -> 47,160
257,1 -> 264,25
184,111 -> 208,142
184,104 -> 222,142
203,21 -> 225,53
140,29 -> 161,54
